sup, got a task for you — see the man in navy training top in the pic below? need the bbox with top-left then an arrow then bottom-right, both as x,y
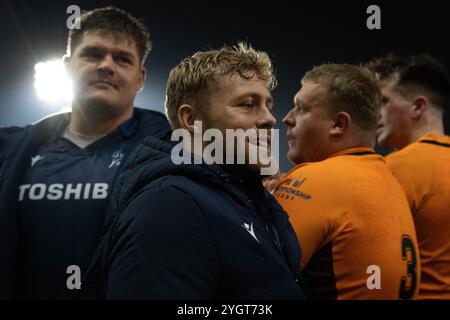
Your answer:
0,6 -> 171,299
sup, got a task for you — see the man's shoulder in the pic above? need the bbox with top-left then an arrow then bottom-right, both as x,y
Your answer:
137,173 -> 219,206
0,126 -> 24,157
385,137 -> 450,191
127,178 -> 202,208
133,107 -> 171,138
0,124 -> 30,149
1,112 -> 68,133
385,141 -> 430,172
283,153 -> 390,204
119,164 -> 245,230
0,125 -> 27,137
114,174 -> 222,234
281,161 -> 348,208
134,107 -> 166,118
289,157 -> 351,185
2,111 -> 67,136
133,107 -> 167,124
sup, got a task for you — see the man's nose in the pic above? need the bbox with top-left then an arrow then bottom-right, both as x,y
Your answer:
97,55 -> 115,77
256,107 -> 276,129
283,110 -> 294,126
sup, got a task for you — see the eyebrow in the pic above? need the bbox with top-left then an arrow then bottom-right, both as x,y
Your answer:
235,92 -> 273,103
80,45 -> 135,59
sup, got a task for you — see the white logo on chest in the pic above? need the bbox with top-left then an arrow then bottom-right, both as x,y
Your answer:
109,150 -> 124,168
242,222 -> 259,243
31,155 -> 45,167
18,183 -> 109,201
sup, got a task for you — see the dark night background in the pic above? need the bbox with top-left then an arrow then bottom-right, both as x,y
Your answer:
1,0 -> 449,171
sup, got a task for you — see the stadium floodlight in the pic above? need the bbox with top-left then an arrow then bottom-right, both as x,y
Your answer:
34,59 -> 73,106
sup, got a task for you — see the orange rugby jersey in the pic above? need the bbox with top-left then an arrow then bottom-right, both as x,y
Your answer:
274,147 -> 420,299
386,134 -> 450,299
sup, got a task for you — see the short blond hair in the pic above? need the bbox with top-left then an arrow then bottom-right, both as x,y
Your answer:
303,64 -> 382,130
165,42 -> 277,128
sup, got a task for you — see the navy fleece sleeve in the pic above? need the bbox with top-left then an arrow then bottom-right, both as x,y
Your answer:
104,186 -> 220,299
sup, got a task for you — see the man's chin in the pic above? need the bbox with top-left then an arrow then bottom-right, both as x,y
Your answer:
74,95 -> 118,111
286,149 -> 296,163
248,150 -> 279,176
287,151 -> 303,166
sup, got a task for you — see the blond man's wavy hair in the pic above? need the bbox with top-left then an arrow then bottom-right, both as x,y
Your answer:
165,42 -> 277,128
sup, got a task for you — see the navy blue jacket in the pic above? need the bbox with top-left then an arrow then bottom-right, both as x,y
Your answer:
0,108 -> 171,299
101,136 -> 306,299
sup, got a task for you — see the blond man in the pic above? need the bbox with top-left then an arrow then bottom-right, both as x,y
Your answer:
100,44 -> 306,299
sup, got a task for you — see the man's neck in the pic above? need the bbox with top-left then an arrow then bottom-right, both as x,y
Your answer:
410,118 -> 445,144
183,139 -> 263,179
323,135 -> 374,161
69,104 -> 133,136
62,125 -> 105,149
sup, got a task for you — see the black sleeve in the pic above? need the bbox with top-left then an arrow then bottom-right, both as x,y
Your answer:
103,185 -> 220,299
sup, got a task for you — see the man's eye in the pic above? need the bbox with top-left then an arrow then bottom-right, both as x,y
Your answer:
382,97 -> 388,104
84,51 -> 101,59
117,56 -> 131,64
297,107 -> 306,114
240,101 -> 254,107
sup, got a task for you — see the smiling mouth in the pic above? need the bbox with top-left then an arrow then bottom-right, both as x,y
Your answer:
249,139 -> 271,149
286,133 -> 294,146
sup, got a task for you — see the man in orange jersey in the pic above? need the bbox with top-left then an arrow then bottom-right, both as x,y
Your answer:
366,54 -> 450,299
274,64 -> 420,299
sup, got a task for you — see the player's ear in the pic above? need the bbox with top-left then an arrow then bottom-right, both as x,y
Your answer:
62,54 -> 71,72
330,111 -> 351,137
410,95 -> 428,120
137,66 -> 146,93
178,104 -> 199,133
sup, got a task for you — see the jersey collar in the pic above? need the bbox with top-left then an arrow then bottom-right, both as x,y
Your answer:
52,111 -> 138,140
327,146 -> 376,159
118,112 -> 138,138
418,133 -> 450,148
286,147 -> 377,176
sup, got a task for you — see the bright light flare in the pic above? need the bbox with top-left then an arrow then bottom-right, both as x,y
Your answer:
34,60 -> 73,105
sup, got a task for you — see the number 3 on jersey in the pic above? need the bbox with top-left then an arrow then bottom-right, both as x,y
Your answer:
399,234 -> 418,299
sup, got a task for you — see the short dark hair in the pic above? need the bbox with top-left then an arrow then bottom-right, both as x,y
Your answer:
67,6 -> 152,65
302,64 -> 382,130
365,54 -> 450,110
